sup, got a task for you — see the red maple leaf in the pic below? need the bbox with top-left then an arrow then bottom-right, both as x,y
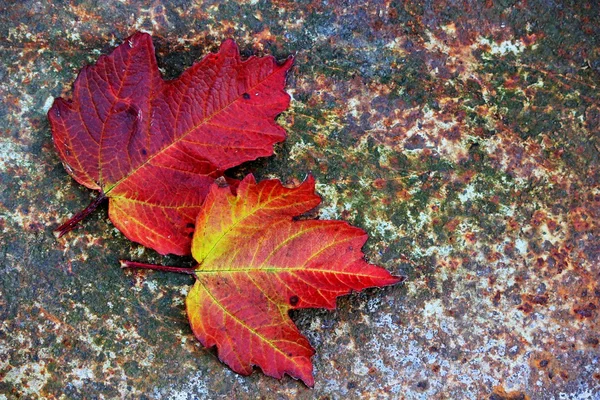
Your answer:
49,32 -> 292,255
122,175 -> 402,386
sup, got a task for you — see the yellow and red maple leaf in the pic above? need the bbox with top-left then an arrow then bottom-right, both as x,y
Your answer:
49,32 -> 292,255
183,175 -> 401,386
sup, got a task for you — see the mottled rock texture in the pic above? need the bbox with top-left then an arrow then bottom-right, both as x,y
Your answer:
1,1 -> 598,399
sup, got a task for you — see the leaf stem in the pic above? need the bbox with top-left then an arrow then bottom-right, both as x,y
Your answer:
120,260 -> 196,275
55,192 -> 107,237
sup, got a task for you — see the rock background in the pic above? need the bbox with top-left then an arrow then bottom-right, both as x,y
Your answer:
1,1 -> 598,398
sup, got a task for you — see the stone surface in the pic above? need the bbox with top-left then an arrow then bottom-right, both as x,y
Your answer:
1,1 -> 599,399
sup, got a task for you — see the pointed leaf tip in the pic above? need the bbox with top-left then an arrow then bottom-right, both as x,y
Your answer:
279,55 -> 295,72
219,38 -> 239,53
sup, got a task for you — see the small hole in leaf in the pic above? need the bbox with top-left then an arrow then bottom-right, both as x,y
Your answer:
186,223 -> 195,229
289,295 -> 299,306
242,92 -> 250,100
141,149 -> 147,155
188,232 -> 194,238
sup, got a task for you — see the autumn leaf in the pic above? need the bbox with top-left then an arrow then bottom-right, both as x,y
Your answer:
122,175 -> 402,386
49,32 -> 292,255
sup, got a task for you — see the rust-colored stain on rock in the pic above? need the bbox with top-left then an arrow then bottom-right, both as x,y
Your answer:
0,1 -> 598,399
